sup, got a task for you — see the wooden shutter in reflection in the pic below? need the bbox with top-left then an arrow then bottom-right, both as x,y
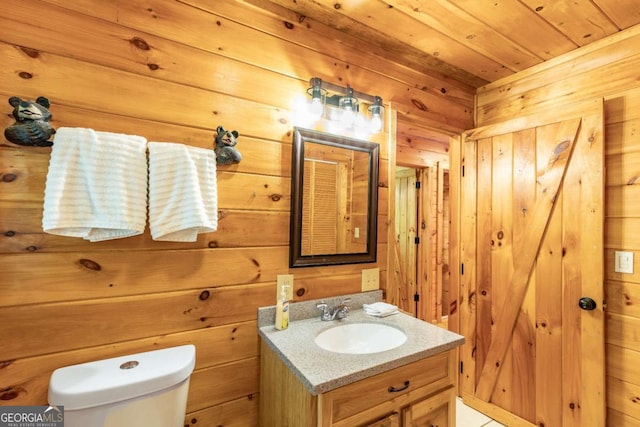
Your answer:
302,160 -> 339,255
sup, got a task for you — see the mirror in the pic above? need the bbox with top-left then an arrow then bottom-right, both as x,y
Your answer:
289,127 -> 379,267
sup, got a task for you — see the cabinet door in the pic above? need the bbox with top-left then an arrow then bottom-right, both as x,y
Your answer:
364,411 -> 400,427
402,387 -> 454,427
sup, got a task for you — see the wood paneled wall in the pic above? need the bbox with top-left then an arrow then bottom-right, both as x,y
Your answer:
0,0 -> 474,424
476,23 -> 640,427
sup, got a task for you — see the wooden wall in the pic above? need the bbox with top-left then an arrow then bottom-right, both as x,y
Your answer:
0,0 -> 474,424
475,23 -> 640,427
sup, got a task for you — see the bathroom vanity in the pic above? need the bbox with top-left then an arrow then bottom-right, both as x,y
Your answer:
257,292 -> 464,426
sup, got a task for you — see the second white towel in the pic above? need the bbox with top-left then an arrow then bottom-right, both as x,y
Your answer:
148,142 -> 218,242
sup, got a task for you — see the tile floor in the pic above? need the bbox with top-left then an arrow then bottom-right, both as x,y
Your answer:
456,398 -> 506,427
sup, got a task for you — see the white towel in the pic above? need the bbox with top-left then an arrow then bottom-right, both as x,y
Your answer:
148,142 -> 218,242
363,302 -> 399,317
42,127 -> 148,241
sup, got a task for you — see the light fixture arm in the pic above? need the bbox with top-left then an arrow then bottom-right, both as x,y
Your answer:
309,77 -> 381,104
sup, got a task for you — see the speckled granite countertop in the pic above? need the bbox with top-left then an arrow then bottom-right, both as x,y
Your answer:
258,291 -> 465,395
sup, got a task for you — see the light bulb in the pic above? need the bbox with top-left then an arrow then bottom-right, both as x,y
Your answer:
367,96 -> 384,133
339,87 -> 358,129
309,97 -> 324,120
341,107 -> 355,128
370,113 -> 383,133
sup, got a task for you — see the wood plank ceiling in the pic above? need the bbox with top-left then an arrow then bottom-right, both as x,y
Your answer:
257,0 -> 640,88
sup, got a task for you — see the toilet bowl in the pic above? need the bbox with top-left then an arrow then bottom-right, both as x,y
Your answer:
48,344 -> 196,427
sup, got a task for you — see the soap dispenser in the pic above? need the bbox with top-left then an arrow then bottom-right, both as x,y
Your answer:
275,284 -> 290,330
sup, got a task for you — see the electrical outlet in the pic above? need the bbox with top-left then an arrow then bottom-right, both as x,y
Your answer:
277,274 -> 294,299
614,251 -> 634,274
361,268 -> 380,291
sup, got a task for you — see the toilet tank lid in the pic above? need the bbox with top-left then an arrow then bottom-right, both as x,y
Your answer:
48,345 -> 196,410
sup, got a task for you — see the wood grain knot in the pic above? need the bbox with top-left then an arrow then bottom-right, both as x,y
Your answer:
19,47 -> 40,58
130,36 -> 150,51
78,258 -> 101,271
208,241 -> 218,248
147,63 -> 160,71
449,300 -> 458,315
284,21 -> 294,29
199,290 -> 210,301
411,98 -> 429,112
270,194 -> 282,202
18,71 -> 32,79
2,174 -> 17,183
4,231 -> 15,237
0,360 -> 15,369
553,140 -> 570,156
0,387 -> 25,400
296,288 -> 306,297
1,391 -> 18,400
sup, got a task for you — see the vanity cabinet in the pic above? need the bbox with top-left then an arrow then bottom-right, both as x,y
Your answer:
259,341 -> 456,427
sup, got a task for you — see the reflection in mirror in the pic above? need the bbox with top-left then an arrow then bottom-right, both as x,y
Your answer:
290,128 -> 379,267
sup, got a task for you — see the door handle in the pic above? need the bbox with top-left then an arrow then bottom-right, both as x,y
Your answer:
578,297 -> 597,311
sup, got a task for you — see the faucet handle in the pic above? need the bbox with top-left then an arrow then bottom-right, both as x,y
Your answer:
335,298 -> 351,319
316,301 -> 328,310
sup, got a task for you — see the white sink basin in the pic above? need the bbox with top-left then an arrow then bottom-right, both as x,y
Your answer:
314,323 -> 407,354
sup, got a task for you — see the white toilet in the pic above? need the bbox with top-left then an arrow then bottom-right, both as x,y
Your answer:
48,345 -> 196,427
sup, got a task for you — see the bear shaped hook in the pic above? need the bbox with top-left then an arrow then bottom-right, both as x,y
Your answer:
4,96 -> 56,147
214,125 -> 241,165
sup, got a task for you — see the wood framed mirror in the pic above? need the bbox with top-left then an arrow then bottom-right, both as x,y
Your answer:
289,127 -> 379,268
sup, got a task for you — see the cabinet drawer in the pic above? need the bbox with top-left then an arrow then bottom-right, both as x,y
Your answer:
323,351 -> 454,423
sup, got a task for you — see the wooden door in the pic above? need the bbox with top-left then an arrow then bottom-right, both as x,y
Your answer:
395,167 -> 418,315
458,99 -> 605,426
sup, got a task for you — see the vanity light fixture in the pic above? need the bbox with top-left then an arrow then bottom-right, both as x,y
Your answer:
303,77 -> 385,134
306,77 -> 327,121
368,96 -> 385,134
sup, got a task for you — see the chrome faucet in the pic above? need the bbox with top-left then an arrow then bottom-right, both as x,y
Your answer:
316,298 -> 352,321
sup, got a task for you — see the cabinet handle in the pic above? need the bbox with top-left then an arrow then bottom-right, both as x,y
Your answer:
388,380 -> 410,393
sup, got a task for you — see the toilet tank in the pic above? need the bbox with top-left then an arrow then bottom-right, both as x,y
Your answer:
49,345 -> 196,427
